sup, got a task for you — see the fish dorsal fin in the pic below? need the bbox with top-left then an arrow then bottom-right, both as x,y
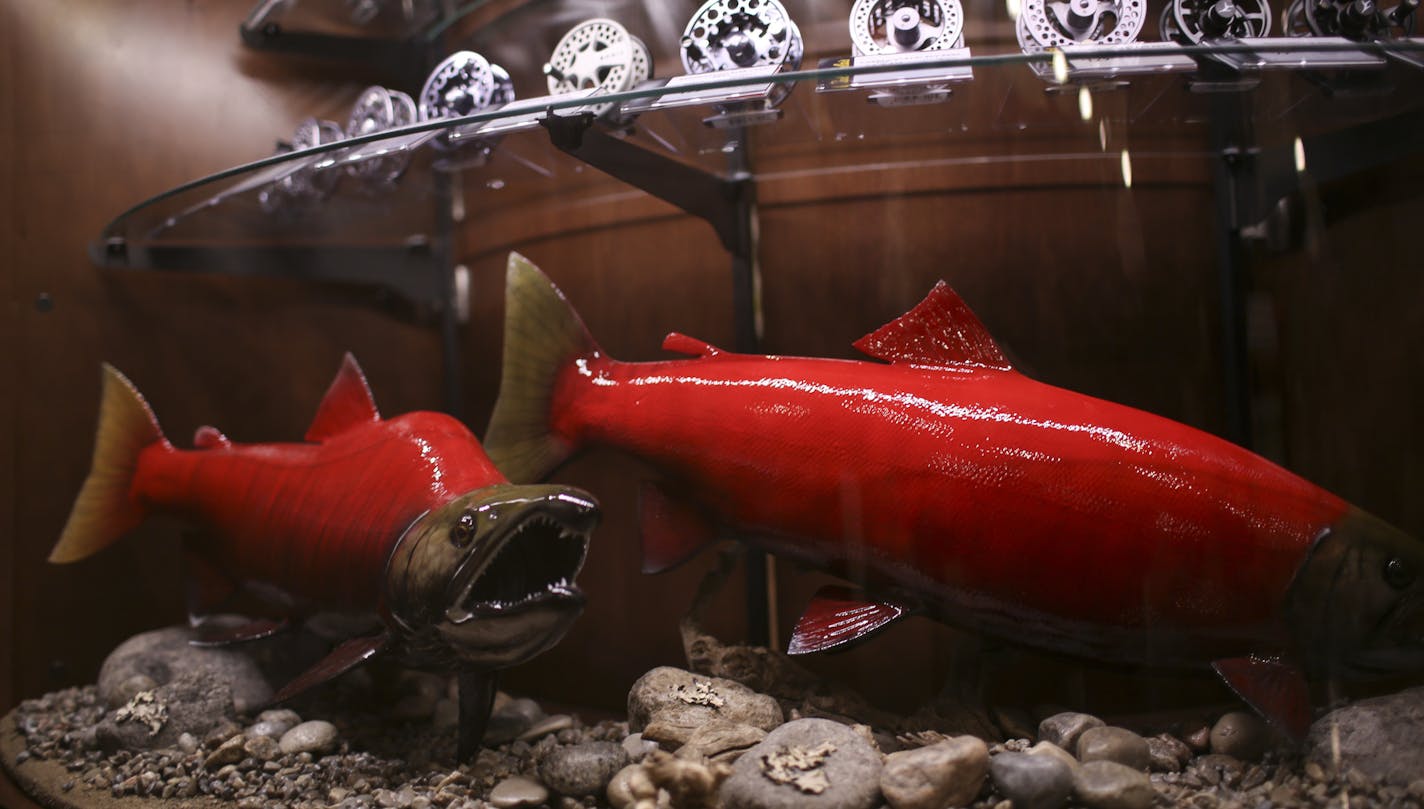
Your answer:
193,426 -> 231,449
1212,656 -> 1313,741
305,353 -> 381,442
788,586 -> 909,655
662,332 -> 725,358
853,282 -> 1011,370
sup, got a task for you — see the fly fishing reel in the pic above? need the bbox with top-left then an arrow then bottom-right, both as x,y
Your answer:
850,0 -> 965,53
680,0 -> 804,108
419,50 -> 515,167
545,18 -> 653,122
260,118 -> 344,212
1161,0 -> 1272,40
345,85 -> 418,185
1284,0 -> 1417,37
1016,0 -> 1148,52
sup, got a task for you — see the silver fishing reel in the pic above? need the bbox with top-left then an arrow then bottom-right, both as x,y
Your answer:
344,86 -> 418,185
1160,0 -> 1271,41
419,50 -> 515,123
1016,0 -> 1148,51
545,18 -> 654,121
680,0 -> 804,107
850,0 -> 965,54
260,118 -> 344,212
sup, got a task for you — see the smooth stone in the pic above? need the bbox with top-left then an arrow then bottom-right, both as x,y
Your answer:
675,720 -> 766,764
538,741 -> 631,797
1305,685 -> 1424,786
1145,733 -> 1191,773
622,732 -> 660,762
203,735 -> 246,769
489,775 -> 549,808
627,667 -> 783,745
1076,727 -> 1150,771
176,732 -> 199,754
1072,760 -> 1155,809
721,718 -> 883,809
880,736 -> 988,809
518,713 -> 573,742
989,751 -> 1073,809
484,697 -> 546,745
1210,711 -> 1269,762
1026,741 -> 1080,773
243,733 -> 280,760
606,764 -> 641,809
95,671 -> 237,752
1037,712 -> 1104,753
97,626 -> 275,713
257,708 -> 301,727
279,720 -> 339,755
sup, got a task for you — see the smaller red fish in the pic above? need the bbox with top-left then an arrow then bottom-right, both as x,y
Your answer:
50,355 -> 599,758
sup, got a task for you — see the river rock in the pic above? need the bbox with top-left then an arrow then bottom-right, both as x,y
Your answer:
989,751 -> 1073,809
1210,711 -> 1270,762
539,741 -> 630,797
1072,760 -> 1155,809
1145,733 -> 1191,772
1026,741 -> 1080,773
95,671 -> 237,752
721,718 -> 883,809
1305,686 -> 1424,786
623,732 -> 661,762
489,775 -> 549,808
279,720 -> 339,755
880,736 -> 988,809
1076,727 -> 1150,771
485,697 -> 546,744
629,667 -> 782,749
98,626 -> 277,713
1038,712 -> 1104,752
677,720 -> 767,763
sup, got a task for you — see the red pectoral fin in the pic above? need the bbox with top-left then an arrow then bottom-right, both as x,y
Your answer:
853,281 -> 1012,370
190,618 -> 289,647
270,633 -> 389,705
639,482 -> 718,574
1212,656 -> 1313,740
788,586 -> 909,655
305,353 -> 381,442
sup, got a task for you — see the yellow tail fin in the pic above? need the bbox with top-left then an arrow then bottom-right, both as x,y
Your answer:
484,253 -> 600,483
49,365 -> 166,563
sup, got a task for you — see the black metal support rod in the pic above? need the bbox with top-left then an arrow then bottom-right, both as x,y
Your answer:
1209,95 -> 1254,450
434,173 -> 463,418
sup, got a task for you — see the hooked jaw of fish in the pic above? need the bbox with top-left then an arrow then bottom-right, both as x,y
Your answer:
385,484 -> 599,670
1286,507 -> 1424,679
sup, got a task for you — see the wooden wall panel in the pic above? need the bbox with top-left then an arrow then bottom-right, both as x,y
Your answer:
1,0 -> 19,717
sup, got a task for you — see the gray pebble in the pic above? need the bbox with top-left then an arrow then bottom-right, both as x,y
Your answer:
1145,733 -> 1191,772
485,698 -> 546,745
1025,741 -> 1079,773
177,732 -> 198,754
628,667 -> 783,745
880,736 -> 988,809
243,733 -> 280,761
539,741 -> 631,797
204,735 -> 247,769
1038,712 -> 1104,752
489,775 -> 550,808
989,751 -> 1073,809
722,718 -> 883,809
519,714 -> 573,742
1072,760 -> 1155,809
1076,727 -> 1150,771
621,732 -> 660,762
278,720 -> 338,755
1210,711 -> 1269,762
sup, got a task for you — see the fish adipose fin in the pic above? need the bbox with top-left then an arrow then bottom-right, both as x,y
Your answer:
485,252 -> 600,484
639,482 -> 719,574
788,586 -> 909,655
662,332 -> 726,358
193,426 -> 232,449
306,353 -> 381,442
270,632 -> 388,705
49,365 -> 168,564
853,282 -> 1012,370
1212,656 -> 1312,740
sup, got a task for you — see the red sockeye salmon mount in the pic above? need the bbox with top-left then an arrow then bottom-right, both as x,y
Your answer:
50,354 -> 600,760
485,253 -> 1424,739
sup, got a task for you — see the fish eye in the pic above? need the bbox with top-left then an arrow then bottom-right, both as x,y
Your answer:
1384,557 -> 1415,591
450,512 -> 476,548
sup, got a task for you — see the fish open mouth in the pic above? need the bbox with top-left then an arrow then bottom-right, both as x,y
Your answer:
444,495 -> 594,624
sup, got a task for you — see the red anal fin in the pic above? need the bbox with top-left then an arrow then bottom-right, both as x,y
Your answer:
270,633 -> 388,705
193,426 -> 232,449
662,332 -> 725,358
190,617 -> 288,647
1212,656 -> 1313,741
853,282 -> 1012,370
305,353 -> 381,442
639,482 -> 718,574
788,586 -> 908,655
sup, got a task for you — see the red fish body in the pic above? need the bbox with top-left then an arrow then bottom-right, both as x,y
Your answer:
487,253 -> 1424,735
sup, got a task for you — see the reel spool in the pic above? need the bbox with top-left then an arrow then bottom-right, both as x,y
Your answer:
850,0 -> 966,54
345,86 -> 418,185
261,118 -> 344,212
1160,0 -> 1271,42
419,51 -> 514,165
680,0 -> 804,107
1016,0 -> 1148,52
1292,0 -> 1418,37
545,18 -> 654,121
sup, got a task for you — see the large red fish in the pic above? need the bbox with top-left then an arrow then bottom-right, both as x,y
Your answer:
51,354 -> 598,758
485,253 -> 1424,737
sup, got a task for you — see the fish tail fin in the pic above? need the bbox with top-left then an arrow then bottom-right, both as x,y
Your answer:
485,252 -> 601,483
49,364 -> 167,563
